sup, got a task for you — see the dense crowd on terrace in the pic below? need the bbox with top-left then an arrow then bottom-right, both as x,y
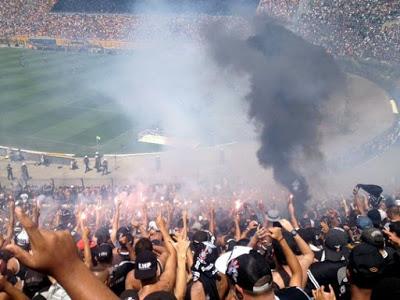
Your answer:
0,179 -> 399,299
0,1 -> 399,63
0,1 -> 400,299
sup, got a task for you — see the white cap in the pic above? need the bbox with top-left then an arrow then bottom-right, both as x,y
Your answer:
215,246 -> 252,274
148,221 -> 159,232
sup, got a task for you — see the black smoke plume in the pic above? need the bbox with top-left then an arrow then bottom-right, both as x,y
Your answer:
207,20 -> 346,212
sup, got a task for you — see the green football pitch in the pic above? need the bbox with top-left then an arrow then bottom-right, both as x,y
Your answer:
0,47 -> 160,155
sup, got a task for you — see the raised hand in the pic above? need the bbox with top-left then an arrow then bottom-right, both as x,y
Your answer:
312,285 -> 336,300
267,227 -> 283,241
255,227 -> 269,241
5,208 -> 118,300
6,207 -> 80,277
156,214 -> 166,231
279,219 -> 294,232
82,226 -> 90,240
383,229 -> 400,247
171,231 -> 190,257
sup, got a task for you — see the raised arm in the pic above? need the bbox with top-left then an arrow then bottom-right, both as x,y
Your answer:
182,210 -> 188,240
81,226 -> 93,269
288,195 -> 300,229
268,227 -> 302,288
353,186 -> 366,216
209,206 -> 216,236
280,219 -> 314,288
6,208 -> 118,300
32,196 -> 40,226
172,231 -> 190,300
4,198 -> 15,246
111,195 -> 123,245
234,213 -> 241,241
241,220 -> 258,239
341,196 -> 350,217
155,214 -> 177,292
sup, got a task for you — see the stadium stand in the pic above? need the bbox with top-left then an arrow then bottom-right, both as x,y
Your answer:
0,2 -> 400,300
0,0 -> 399,63
51,0 -> 260,14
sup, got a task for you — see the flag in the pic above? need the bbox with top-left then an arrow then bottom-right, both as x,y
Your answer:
96,136 -> 101,143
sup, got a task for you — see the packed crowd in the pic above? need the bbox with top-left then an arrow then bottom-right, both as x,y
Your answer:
261,0 -> 400,63
0,180 -> 398,300
0,0 -> 249,43
0,0 -> 399,63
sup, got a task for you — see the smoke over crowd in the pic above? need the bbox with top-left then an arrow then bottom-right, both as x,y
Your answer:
206,20 -> 347,211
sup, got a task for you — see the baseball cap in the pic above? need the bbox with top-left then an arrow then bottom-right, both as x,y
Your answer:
323,228 -> 349,262
134,250 -> 158,280
361,228 -> 384,248
224,249 -> 273,294
348,243 -> 385,288
215,246 -> 252,274
96,243 -> 113,263
356,216 -> 373,230
148,221 -> 159,232
15,229 -> 29,249
265,209 -> 281,222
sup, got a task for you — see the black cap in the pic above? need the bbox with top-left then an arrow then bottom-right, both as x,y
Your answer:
361,228 -> 384,248
226,250 -> 273,294
96,244 -> 113,263
357,184 -> 383,208
348,243 -> 384,288
134,250 -> 157,280
323,228 -> 348,262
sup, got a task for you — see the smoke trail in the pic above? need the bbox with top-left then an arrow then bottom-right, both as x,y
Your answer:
206,19 -> 346,211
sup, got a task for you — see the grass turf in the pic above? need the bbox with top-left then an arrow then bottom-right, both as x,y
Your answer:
0,47 -> 160,155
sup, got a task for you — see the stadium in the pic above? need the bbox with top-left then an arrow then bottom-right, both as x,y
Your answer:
0,1 -> 400,299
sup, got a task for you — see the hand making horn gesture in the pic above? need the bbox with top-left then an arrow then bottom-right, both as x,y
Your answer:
6,207 -> 118,300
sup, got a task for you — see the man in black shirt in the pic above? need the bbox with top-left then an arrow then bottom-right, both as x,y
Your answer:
305,228 -> 350,299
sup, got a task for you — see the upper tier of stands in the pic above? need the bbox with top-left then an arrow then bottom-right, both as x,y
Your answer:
51,0 -> 261,15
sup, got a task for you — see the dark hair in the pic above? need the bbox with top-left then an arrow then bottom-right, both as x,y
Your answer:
298,228 -> 317,245
95,227 -> 110,245
144,291 -> 177,300
135,238 -> 153,256
237,238 -> 250,246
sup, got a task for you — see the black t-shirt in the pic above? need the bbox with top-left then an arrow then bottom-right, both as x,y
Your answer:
305,261 -> 350,300
275,287 -> 311,299
23,268 -> 52,299
108,260 -> 135,296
